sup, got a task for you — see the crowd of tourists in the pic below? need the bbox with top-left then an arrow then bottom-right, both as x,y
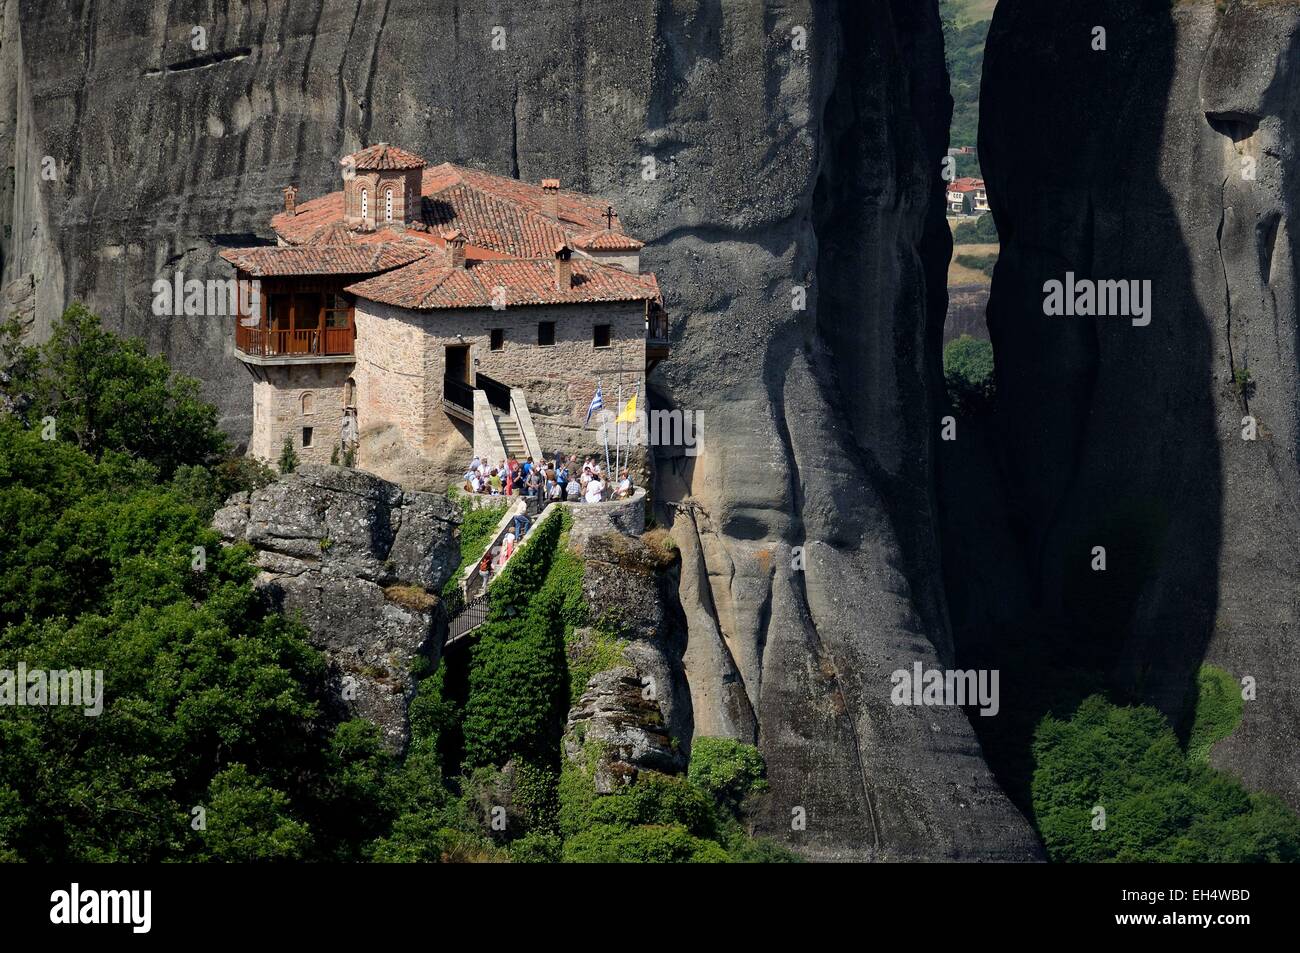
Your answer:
460,453 -> 634,503
464,453 -> 634,585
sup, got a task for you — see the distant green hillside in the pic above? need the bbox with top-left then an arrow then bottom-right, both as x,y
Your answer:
941,0 -> 995,178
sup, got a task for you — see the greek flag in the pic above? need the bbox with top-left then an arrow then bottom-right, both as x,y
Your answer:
584,383 -> 603,426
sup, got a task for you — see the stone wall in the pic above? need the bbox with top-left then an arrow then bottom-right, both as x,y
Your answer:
567,488 -> 647,548
247,361 -> 352,467
350,294 -> 647,486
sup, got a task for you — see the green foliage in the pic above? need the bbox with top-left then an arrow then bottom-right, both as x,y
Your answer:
1,305 -> 226,477
0,318 -> 506,863
953,214 -> 998,244
278,435 -> 299,474
557,737 -> 795,863
688,738 -> 770,816
1233,366 -> 1255,401
407,665 -> 460,766
563,823 -> 730,863
954,253 -> 997,278
1032,695 -> 1300,862
585,773 -> 719,840
0,424 -> 331,860
460,511 -> 574,769
197,764 -> 313,861
171,456 -> 276,519
0,421 -> 226,627
940,3 -> 992,174
440,498 -> 508,602
943,334 -> 996,414
1187,664 -> 1244,764
511,758 -> 561,833
566,628 -> 626,705
509,830 -> 562,863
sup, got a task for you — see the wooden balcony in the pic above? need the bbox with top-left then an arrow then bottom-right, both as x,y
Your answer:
646,305 -> 670,373
236,321 -> 355,360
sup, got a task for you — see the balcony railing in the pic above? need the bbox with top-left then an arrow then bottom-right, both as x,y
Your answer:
236,321 -> 355,358
647,308 -> 669,343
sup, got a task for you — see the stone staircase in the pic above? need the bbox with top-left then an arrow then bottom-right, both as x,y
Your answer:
493,409 -> 528,459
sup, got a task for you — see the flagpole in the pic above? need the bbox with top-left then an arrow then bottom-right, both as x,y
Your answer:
602,410 -> 611,480
616,349 -> 625,479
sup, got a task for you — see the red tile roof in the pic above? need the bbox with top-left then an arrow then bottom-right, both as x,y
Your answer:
572,229 -> 644,251
949,177 -> 985,193
248,148 -> 658,312
346,256 -> 659,310
420,181 -> 569,258
271,160 -> 635,259
343,143 -> 427,171
220,243 -> 429,277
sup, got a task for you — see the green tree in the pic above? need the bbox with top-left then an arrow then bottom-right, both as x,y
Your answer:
1032,695 -> 1300,862
943,334 -> 996,414
688,737 -> 770,816
953,214 -> 999,244
278,435 -> 299,474
3,305 -> 226,477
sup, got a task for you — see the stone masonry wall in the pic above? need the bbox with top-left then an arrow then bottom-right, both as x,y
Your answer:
351,295 -> 647,484
248,362 -> 352,467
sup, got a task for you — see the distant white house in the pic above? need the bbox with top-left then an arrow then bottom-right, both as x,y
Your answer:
946,177 -> 989,217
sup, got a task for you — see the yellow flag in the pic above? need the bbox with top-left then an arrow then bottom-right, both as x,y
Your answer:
615,392 -> 638,423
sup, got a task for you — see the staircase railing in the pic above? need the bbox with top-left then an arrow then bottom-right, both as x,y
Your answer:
443,375 -> 474,413
444,501 -> 563,645
475,372 -> 512,412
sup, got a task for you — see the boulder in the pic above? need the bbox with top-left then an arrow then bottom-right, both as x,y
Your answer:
562,667 -> 686,793
214,464 -> 460,750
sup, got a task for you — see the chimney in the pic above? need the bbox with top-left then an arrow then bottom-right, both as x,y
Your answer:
541,178 -> 559,219
283,186 -> 298,215
554,242 -> 572,291
442,229 -> 467,268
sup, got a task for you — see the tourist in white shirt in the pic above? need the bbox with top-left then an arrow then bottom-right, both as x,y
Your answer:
585,478 -> 604,503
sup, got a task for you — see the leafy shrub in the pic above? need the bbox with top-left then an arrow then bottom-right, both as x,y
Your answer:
562,824 -> 729,863
943,334 -> 996,414
278,435 -> 299,474
1032,695 -> 1300,862
1187,664 -> 1243,764
954,253 -> 997,278
953,213 -> 998,244
197,764 -> 313,862
585,773 -> 718,840
688,737 -> 770,816
460,511 -> 572,768
510,830 -> 562,863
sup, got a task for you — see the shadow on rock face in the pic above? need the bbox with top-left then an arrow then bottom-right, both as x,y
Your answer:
944,0 -> 1300,810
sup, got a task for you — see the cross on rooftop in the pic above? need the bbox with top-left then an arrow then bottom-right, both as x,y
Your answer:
604,205 -> 616,229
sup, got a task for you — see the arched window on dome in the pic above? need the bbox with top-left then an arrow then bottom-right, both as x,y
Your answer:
360,188 -> 368,219
385,188 -> 393,222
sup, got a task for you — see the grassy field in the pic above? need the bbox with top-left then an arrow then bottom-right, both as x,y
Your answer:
951,0 -> 997,27
948,242 -> 1000,286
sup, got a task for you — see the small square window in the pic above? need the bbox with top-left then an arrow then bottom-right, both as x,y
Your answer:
538,321 -> 556,347
593,324 -> 611,348
302,427 -> 314,448
490,328 -> 504,351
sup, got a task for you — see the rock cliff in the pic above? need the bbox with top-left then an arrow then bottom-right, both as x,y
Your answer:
0,0 -> 1043,859
214,464 -> 460,749
952,0 -> 1300,808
